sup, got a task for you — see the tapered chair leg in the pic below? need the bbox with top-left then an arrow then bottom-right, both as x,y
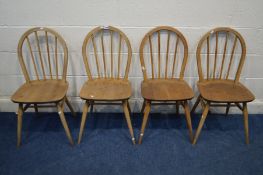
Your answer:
176,102 -> 180,115
225,103 -> 231,116
183,101 -> 193,142
242,103 -> 249,144
127,101 -> 132,116
57,101 -> 74,145
123,100 -> 136,144
191,95 -> 201,113
138,100 -> 151,144
17,103 -> 23,147
192,102 -> 210,145
34,104 -> 38,113
141,99 -> 146,114
65,96 -> 76,117
78,101 -> 90,144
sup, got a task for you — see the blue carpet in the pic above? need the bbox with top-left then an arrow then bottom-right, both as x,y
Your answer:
0,112 -> 263,175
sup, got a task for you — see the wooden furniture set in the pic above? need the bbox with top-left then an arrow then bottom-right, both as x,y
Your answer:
11,26 -> 255,147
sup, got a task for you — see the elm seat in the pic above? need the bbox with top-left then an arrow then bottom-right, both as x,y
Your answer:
197,80 -> 255,103
80,79 -> 131,101
141,79 -> 194,101
11,80 -> 68,104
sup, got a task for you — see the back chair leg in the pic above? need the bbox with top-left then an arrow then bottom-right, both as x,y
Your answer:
57,100 -> 74,145
225,103 -> 231,116
34,104 -> 38,113
65,96 -> 76,117
183,101 -> 193,142
141,99 -> 146,114
242,103 -> 249,144
123,100 -> 136,144
191,95 -> 201,113
176,102 -> 180,115
78,101 -> 90,144
138,100 -> 151,144
127,101 -> 132,116
192,102 -> 210,145
17,103 -> 23,147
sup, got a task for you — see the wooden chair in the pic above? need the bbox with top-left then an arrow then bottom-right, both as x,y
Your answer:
191,27 -> 255,145
138,26 -> 194,144
78,26 -> 135,144
11,27 -> 76,147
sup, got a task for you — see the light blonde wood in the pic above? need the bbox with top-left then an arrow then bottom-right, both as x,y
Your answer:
172,37 -> 179,78
220,32 -> 229,79
57,100 -> 74,145
13,27 -> 75,146
17,103 -> 23,147
191,95 -> 201,113
123,100 -> 136,144
165,31 -> 170,79
197,80 -> 254,103
34,31 -> 46,79
138,100 -> 151,144
139,26 -> 193,143
45,31 -> 52,79
78,101 -> 90,144
183,101 -> 193,141
207,36 -> 210,79
192,102 -> 210,145
91,36 -> 101,78
80,26 -> 135,144
80,79 -> 131,101
141,79 -> 194,101
243,103 -> 249,144
12,80 -> 68,103
193,27 -> 254,144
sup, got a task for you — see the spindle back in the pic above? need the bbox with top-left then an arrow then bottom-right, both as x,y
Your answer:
18,27 -> 68,82
82,26 -> 132,80
140,26 -> 188,80
196,27 -> 246,82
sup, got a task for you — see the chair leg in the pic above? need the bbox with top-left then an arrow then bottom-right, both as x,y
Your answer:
78,101 -> 90,144
191,95 -> 201,113
192,102 -> 210,145
57,100 -> 74,145
17,103 -> 23,147
90,101 -> 94,113
225,103 -> 231,116
127,101 -> 132,116
242,103 -> 249,144
65,96 -> 76,117
138,100 -> 151,144
176,102 -> 180,115
183,101 -> 193,142
34,104 -> 38,113
123,100 -> 136,144
141,99 -> 146,114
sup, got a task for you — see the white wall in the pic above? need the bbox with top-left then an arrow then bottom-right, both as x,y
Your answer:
0,0 -> 262,113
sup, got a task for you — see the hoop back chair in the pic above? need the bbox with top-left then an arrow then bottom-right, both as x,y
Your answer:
78,26 -> 135,144
192,27 -> 255,144
139,26 -> 194,144
11,27 -> 76,147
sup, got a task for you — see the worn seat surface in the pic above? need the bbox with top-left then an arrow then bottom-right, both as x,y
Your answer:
80,79 -> 131,101
198,80 -> 255,103
141,79 -> 194,101
11,80 -> 68,104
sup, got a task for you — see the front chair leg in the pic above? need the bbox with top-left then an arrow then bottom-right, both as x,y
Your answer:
65,96 -> 76,117
183,101 -> 193,142
78,101 -> 90,144
242,103 -> 249,144
123,100 -> 136,144
192,102 -> 210,145
138,100 -> 151,144
57,100 -> 74,145
17,103 -> 23,147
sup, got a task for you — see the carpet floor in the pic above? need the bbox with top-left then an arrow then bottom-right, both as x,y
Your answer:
0,112 -> 263,175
